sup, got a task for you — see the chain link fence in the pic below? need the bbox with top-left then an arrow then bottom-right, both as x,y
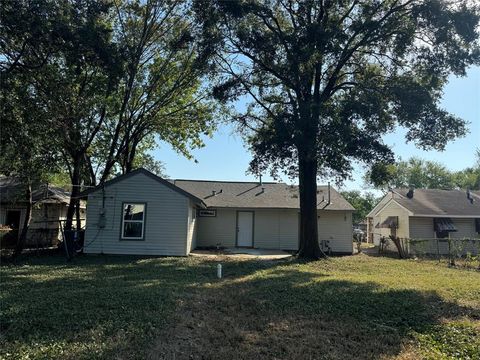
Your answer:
378,236 -> 480,269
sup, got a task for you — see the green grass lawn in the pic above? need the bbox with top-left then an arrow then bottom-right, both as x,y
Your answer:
1,252 -> 479,360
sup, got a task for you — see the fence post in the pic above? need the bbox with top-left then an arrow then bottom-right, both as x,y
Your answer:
436,238 -> 440,262
448,238 -> 455,266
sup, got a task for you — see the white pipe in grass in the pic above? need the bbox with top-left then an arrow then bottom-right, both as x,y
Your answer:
217,263 -> 222,279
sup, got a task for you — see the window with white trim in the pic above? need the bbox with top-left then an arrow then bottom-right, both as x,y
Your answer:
121,203 -> 145,240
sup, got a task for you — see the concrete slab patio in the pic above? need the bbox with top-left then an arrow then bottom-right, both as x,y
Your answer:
190,248 -> 293,260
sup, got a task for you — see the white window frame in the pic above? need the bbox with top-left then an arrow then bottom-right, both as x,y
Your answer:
121,203 -> 146,240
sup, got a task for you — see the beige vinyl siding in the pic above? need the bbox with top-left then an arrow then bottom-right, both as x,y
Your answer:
84,172 -> 189,256
197,208 -> 299,250
409,217 -> 479,240
454,218 -> 477,239
278,210 -> 300,250
254,209 -> 299,250
367,195 -> 393,218
372,201 -> 410,248
196,208 -> 237,247
196,207 -> 352,253
451,218 -> 479,255
409,217 -> 434,239
409,217 -> 479,255
408,217 -> 441,254
318,210 -> 353,254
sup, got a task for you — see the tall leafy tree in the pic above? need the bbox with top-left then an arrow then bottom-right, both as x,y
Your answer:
0,0 -> 64,74
195,0 -> 480,259
95,0 -> 216,182
28,1 -> 122,231
453,149 -> 480,190
375,157 -> 455,189
367,152 -> 480,190
341,191 -> 379,224
0,75 -> 60,257
2,0 -> 216,232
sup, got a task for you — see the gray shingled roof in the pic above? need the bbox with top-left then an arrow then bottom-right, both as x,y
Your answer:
389,188 -> 480,217
0,177 -> 23,203
81,168 -> 206,207
174,180 -> 354,210
1,177 -> 72,205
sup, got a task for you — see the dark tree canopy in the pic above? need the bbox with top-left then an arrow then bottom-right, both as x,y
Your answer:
195,0 -> 480,258
1,0 -> 217,233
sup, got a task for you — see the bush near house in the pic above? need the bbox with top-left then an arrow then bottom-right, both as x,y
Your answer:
1,254 -> 479,359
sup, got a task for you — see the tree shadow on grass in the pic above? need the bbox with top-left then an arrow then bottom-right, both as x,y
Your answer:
150,264 -> 479,360
1,255 -> 478,360
1,254 -> 291,359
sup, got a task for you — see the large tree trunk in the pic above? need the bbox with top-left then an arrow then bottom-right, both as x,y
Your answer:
65,156 -> 81,231
297,150 -> 322,260
12,183 -> 32,258
75,201 -> 81,231
124,139 -> 138,174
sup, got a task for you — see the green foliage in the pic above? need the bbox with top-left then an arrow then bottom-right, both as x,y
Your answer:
195,0 -> 480,258
45,172 -> 73,190
95,0 -> 217,180
390,157 -> 454,189
341,190 -> 379,224
1,0 -> 217,210
0,74 -> 59,185
196,0 -> 480,180
1,0 -> 121,186
367,151 -> 480,190
130,137 -> 166,177
1,254 -> 479,359
415,322 -> 480,360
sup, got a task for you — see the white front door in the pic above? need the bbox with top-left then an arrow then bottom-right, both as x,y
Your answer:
237,211 -> 253,247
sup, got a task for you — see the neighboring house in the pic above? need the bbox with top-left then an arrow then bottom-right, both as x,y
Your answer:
0,178 -> 85,248
366,188 -> 480,254
82,168 -> 355,256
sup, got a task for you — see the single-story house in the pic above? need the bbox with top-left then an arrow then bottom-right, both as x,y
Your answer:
82,168 -> 355,256
0,177 -> 85,248
366,188 -> 480,254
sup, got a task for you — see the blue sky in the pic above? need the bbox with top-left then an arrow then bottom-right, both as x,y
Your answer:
153,66 -> 480,191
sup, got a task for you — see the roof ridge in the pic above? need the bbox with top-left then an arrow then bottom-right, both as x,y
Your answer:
173,179 -> 333,187
174,178 -> 279,184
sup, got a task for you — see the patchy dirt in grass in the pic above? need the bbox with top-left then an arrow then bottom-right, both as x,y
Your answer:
148,279 -> 408,359
148,256 -> 480,360
149,290 -> 382,360
3,253 -> 478,359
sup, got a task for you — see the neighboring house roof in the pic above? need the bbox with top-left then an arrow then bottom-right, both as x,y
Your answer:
32,186 -> 71,204
81,168 -> 207,208
370,188 -> 480,217
0,177 -> 72,205
174,179 -> 355,210
0,177 -> 24,203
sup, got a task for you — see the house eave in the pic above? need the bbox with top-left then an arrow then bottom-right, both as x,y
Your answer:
410,214 -> 480,218
202,206 -> 354,211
